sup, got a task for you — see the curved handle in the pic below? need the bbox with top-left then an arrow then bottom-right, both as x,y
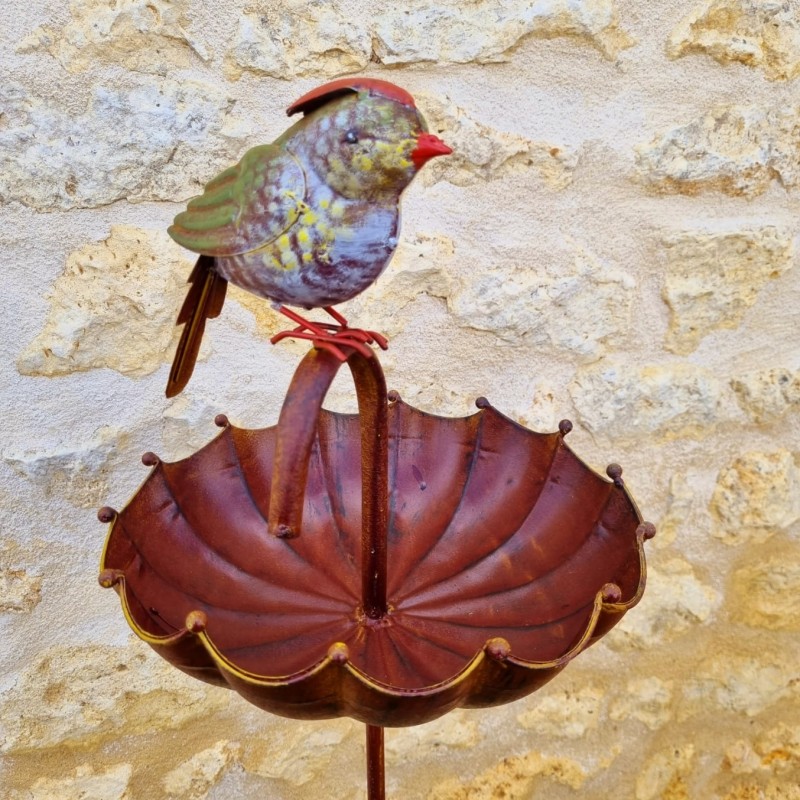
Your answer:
269,347 -> 389,619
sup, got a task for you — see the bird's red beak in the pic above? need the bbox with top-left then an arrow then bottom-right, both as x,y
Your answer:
411,133 -> 453,170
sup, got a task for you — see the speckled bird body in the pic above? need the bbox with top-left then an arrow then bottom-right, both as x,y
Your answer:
164,79 -> 451,397
169,93 -> 423,308
214,163 -> 400,309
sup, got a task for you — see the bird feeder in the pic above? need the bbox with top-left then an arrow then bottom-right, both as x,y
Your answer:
98,346 -> 653,798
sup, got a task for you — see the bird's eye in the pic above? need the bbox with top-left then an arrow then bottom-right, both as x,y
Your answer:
344,130 -> 359,144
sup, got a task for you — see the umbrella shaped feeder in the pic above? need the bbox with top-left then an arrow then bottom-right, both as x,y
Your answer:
98,346 -> 654,798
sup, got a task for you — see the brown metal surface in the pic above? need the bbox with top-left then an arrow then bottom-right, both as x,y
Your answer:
99,349 -> 652,728
366,725 -> 385,800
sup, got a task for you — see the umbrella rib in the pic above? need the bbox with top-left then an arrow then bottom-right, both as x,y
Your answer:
402,412 -> 485,584
314,427 -> 361,591
123,527 -> 353,616
393,617 -> 475,661
225,428 -> 270,526
398,454 -> 613,605
162,459 -> 357,601
123,483 -> 353,608
400,601 -> 595,633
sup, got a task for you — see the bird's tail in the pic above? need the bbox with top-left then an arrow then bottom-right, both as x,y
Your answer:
166,255 -> 228,398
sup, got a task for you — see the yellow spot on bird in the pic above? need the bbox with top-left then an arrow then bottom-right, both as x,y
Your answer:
263,253 -> 282,271
356,155 -> 374,172
281,251 -> 299,271
317,220 -> 333,240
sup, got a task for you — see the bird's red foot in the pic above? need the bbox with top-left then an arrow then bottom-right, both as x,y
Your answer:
270,306 -> 389,362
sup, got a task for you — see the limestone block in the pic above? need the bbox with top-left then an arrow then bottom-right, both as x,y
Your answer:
226,2 -> 372,80
636,745 -> 694,800
374,0 -> 634,63
18,0 -> 209,76
370,234 -> 455,307
0,643 -> 229,753
661,227 -> 794,355
241,720 -> 354,786
721,782 -> 800,800
428,750 -> 587,798
18,226 -> 188,380
753,723 -> 800,776
20,764 -> 132,800
385,712 -> 479,764
569,361 -> 722,440
710,449 -> 800,545
2,426 -> 120,509
667,0 -> 800,81
731,548 -> 800,630
658,474 -> 704,549
0,80 -> 247,211
0,568 -> 42,613
163,740 -> 241,799
682,652 -> 800,717
448,244 -> 635,359
417,94 -> 577,189
635,105 -> 800,197
227,0 -> 634,79
608,677 -> 674,730
726,723 -> 800,777
725,738 -> 765,775
517,684 -> 605,739
161,395 -> 236,460
731,367 -> 800,423
606,559 -> 720,650
519,380 -> 565,433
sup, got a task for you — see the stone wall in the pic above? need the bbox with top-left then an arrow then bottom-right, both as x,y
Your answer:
2,1 -> 799,798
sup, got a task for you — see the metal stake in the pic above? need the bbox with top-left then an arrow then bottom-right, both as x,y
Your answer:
366,725 -> 386,800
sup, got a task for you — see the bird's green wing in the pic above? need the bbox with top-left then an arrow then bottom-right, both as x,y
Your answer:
168,144 -> 306,256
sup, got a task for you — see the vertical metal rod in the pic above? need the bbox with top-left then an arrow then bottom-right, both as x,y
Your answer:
366,724 -> 385,800
348,354 -> 389,620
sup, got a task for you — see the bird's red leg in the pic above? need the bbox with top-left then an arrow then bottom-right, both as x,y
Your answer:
270,306 -> 389,359
322,307 -> 389,350
276,306 -> 333,336
270,306 -> 372,360
322,306 -> 349,327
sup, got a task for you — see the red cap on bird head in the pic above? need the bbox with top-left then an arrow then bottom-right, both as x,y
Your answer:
287,78 -> 416,117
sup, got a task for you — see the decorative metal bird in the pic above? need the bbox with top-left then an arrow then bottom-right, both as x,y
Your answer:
165,78 -> 452,397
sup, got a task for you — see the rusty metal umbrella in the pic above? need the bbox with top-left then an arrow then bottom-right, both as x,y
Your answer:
98,347 -> 653,798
